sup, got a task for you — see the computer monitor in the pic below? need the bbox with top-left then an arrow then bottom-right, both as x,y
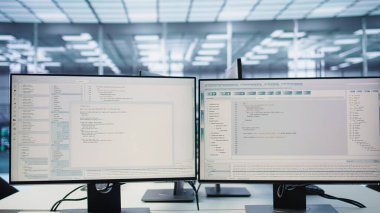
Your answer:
10,74 -> 196,212
138,71 -> 194,202
199,78 -> 380,212
207,58 -> 250,197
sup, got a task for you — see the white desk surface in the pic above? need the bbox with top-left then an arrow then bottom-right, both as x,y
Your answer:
1,174 -> 379,212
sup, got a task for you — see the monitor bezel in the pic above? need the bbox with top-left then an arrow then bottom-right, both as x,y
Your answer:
9,73 -> 197,185
198,77 -> 380,184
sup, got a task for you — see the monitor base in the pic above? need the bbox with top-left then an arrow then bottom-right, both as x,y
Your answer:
205,184 -> 251,197
0,177 -> 18,200
60,208 -> 150,213
142,181 -> 194,202
367,184 -> 380,192
245,204 -> 337,213
142,189 -> 194,202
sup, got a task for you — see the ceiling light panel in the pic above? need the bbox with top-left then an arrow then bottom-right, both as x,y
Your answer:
339,1 -> 380,16
56,0 -> 89,7
190,0 -> 224,20
125,0 -> 157,23
37,13 -> 70,23
354,1 -> 380,9
191,0 -> 224,8
254,4 -> 288,11
21,2 -> 57,8
91,1 -> 126,21
258,0 -> 291,6
218,1 -> 253,21
246,15 -> 277,21
286,2 -> 319,9
277,11 -> 308,20
309,1 -> 352,15
159,0 -> 190,14
0,0 -> 23,8
338,8 -> 370,17
159,0 -> 189,22
218,11 -> 250,21
58,1 -> 93,15
0,7 -> 32,19
248,2 -> 288,19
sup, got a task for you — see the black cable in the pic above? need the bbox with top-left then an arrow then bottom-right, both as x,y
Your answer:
196,183 -> 202,193
50,185 -> 86,211
187,181 -> 199,211
320,194 -> 366,208
52,197 -> 88,211
304,184 -> 366,208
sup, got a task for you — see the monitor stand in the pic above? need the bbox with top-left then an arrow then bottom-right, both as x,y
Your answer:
141,181 -> 194,202
367,184 -> 380,192
205,183 -> 251,197
0,177 -> 18,200
245,184 -> 337,213
62,183 -> 150,213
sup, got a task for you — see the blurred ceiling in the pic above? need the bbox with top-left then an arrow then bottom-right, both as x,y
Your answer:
1,17 -> 380,77
0,0 -> 379,24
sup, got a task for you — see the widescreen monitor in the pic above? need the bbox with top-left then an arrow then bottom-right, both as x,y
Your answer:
10,74 -> 196,212
199,78 -> 380,211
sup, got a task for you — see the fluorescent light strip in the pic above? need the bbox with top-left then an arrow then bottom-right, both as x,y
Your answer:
266,40 -> 292,47
134,35 -> 159,41
80,51 -> 100,57
62,33 -> 92,42
0,35 -> 16,41
338,62 -> 350,68
345,57 -> 363,64
195,56 -> 214,61
69,41 -> 98,50
242,60 -> 260,65
7,43 -> 31,49
367,52 -> 380,59
252,46 -> 279,54
270,30 -> 283,38
279,32 -> 306,38
354,29 -> 380,35
247,54 -> 269,60
201,43 -> 225,49
192,61 -> 209,66
206,34 -> 228,40
320,46 -> 341,53
334,38 -> 359,45
198,50 -> 220,55
38,47 -> 65,52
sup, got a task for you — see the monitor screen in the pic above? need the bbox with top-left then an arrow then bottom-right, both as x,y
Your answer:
10,74 -> 195,183
199,78 -> 380,182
